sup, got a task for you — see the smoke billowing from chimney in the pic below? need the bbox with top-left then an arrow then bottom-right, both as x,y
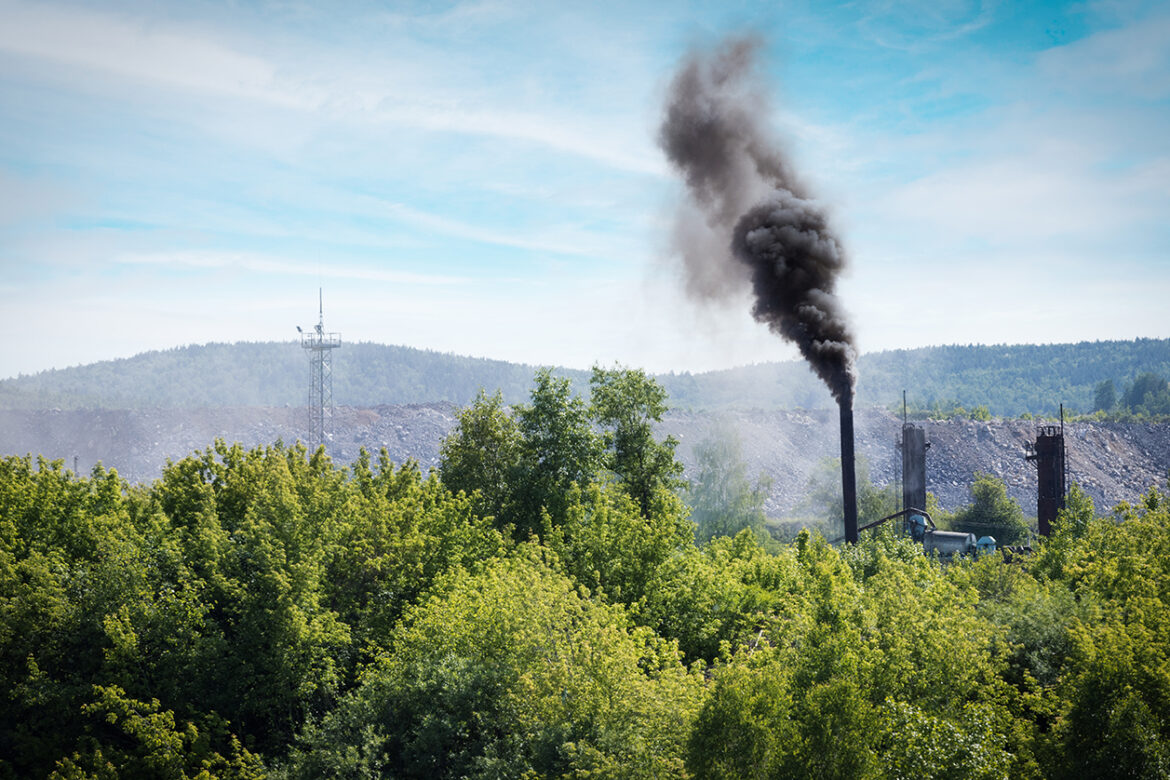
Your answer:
658,36 -> 856,404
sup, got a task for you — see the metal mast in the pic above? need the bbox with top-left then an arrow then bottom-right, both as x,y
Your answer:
298,289 -> 341,452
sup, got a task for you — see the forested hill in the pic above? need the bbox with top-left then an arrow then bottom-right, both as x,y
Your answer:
2,338 -> 1168,416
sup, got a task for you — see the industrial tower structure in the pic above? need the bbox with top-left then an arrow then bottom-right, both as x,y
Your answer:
899,391 -> 929,532
1026,406 -> 1067,537
298,290 -> 341,452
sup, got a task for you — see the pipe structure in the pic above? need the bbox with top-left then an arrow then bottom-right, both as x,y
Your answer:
839,398 -> 859,544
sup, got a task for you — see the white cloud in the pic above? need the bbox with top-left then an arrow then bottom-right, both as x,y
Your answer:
113,250 -> 470,286
3,1 -> 1167,380
372,103 -> 665,177
876,151 -> 1168,245
0,0 -> 320,108
1037,13 -> 1170,100
0,171 -> 80,227
855,0 -> 998,52
379,201 -> 643,262
0,0 -> 664,175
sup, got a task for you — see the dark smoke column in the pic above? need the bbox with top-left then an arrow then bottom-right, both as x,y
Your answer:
659,36 -> 859,543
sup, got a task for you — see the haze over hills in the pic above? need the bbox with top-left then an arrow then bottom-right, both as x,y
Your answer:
2,337 -> 1168,517
3,338 -> 1169,416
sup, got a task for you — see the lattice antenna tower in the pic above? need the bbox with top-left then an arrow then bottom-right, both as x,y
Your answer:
297,289 -> 341,452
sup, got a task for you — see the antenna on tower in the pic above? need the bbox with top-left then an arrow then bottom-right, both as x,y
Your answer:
298,287 -> 341,453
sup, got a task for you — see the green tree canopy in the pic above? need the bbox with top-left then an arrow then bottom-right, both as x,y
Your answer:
1123,372 -> 1170,416
5,367 -> 1170,777
437,389 -> 522,523
688,427 -> 771,544
796,456 -> 900,539
287,552 -> 703,779
510,369 -> 603,537
1093,379 -> 1117,412
944,472 -> 1031,545
590,365 -> 684,516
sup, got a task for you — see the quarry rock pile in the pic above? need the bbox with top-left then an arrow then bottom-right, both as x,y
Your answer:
2,406 -> 1166,517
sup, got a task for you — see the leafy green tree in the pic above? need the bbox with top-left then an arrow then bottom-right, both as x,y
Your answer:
0,456 -> 261,776
688,427 -> 771,544
687,530 -> 1023,779
437,389 -> 522,523
641,530 -> 802,663
287,552 -> 703,779
1036,489 -> 1170,778
589,365 -> 684,516
322,449 -> 508,666
796,456 -> 899,538
1093,379 -> 1117,412
0,441 -> 514,774
944,472 -> 1030,545
511,369 -> 602,537
49,685 -> 264,779
11,375 -> 1170,780
1055,482 -> 1095,539
148,443 -> 351,756
543,481 -> 691,609
1123,372 -> 1170,416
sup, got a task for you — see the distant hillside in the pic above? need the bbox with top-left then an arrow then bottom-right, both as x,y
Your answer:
2,338 -> 1168,416
675,338 -> 1170,416
0,342 -> 581,411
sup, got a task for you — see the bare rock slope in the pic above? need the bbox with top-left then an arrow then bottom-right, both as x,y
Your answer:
2,406 -> 1166,516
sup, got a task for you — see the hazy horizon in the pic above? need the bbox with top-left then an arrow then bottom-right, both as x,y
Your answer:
4,333 -> 1167,384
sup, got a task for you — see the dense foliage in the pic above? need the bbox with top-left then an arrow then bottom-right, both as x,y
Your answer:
3,369 -> 1169,777
3,338 -> 1168,418
687,427 -> 772,545
1091,373 -> 1170,418
940,472 -> 1032,545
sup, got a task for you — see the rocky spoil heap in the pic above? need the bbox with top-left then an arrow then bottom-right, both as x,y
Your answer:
1,406 -> 1165,517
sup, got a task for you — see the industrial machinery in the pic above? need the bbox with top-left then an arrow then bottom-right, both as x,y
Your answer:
857,507 -> 990,558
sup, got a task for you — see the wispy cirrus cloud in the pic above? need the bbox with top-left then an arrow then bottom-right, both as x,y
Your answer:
113,250 -> 469,286
379,201 -> 642,262
0,0 -> 662,175
1036,12 -> 1170,100
0,0 -> 319,107
854,0 -> 998,52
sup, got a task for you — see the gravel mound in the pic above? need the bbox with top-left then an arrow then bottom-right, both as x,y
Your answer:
2,406 -> 1165,516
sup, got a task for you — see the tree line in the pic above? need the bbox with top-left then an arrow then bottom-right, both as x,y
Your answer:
2,367 -> 1168,777
1091,372 -> 1170,418
3,338 -> 1168,418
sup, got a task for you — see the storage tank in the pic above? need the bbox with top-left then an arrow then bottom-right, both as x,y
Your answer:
923,530 -> 976,558
977,536 -> 998,556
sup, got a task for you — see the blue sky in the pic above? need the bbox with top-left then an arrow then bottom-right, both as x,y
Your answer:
1,0 -> 1167,378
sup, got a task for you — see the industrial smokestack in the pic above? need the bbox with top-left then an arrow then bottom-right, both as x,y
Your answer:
840,395 -> 858,544
658,36 -> 860,540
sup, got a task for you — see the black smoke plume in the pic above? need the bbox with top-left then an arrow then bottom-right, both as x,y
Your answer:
658,36 -> 856,403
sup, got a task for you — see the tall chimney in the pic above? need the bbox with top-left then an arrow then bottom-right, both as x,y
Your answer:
840,397 -> 858,544
1028,424 -> 1066,537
